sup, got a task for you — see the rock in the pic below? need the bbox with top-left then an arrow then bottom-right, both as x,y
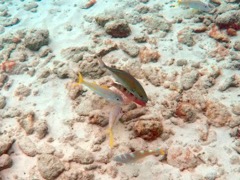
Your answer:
208,25 -> 229,43
232,104 -> 240,115
0,73 -> 8,87
0,154 -> 12,171
95,14 -> 114,27
18,112 -> 35,135
181,70 -> 199,90
37,154 -> 65,180
177,27 -> 195,47
133,34 -> 147,43
3,17 -> 20,27
0,95 -> 6,109
227,28 -> 237,36
205,101 -> 232,127
142,15 -> 171,32
0,137 -> 13,156
218,75 -> 240,91
133,119 -> 163,141
233,41 -> 240,51
34,120 -> 48,139
95,43 -> 118,57
119,41 -> 139,57
37,143 -> 55,154
71,147 -> 94,164
167,146 -> 200,170
176,59 -> 188,66
175,102 -> 197,122
215,10 -> 240,30
61,46 -> 88,62
18,137 -> 37,157
104,19 -> 131,38
139,46 -> 160,63
24,29 -> 49,51
121,108 -> 147,122
88,110 -> 108,127
14,84 -> 31,97
24,2 -> 38,12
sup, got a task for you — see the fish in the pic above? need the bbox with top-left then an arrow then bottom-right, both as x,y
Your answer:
107,105 -> 123,148
178,0 -> 215,12
113,148 -> 166,164
98,58 -> 148,106
111,82 -> 146,106
74,72 -> 124,105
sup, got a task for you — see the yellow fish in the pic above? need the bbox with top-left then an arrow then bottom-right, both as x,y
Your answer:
113,148 -> 166,164
74,72 -> 124,105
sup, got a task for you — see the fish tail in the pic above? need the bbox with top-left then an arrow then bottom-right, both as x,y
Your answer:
98,58 -> 106,68
108,128 -> 114,148
77,72 -> 84,84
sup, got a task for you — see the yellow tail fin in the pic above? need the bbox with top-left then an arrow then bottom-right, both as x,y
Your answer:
77,72 -> 84,84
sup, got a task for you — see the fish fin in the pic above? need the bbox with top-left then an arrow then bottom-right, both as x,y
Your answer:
100,85 -> 110,90
72,72 -> 84,87
159,149 -> 166,156
77,72 -> 84,84
107,128 -> 114,148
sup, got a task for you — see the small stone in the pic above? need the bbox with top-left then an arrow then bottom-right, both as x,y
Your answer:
133,34 -> 147,43
0,95 -> 6,109
227,28 -> 237,36
181,70 -> 199,90
205,101 -> 232,127
175,102 -> 197,122
233,41 -> 240,51
119,41 -> 139,57
95,43 -> 118,57
88,110 -> 108,127
104,19 -> 131,38
18,112 -> 35,135
142,15 -> 171,32
133,119 -> 163,141
3,17 -> 20,27
37,143 -> 55,154
121,108 -> 147,122
95,14 -> 113,27
18,137 -> 37,157
0,154 -> 12,171
37,154 -> 65,180
39,46 -> 52,58
24,29 -> 49,51
176,59 -> 188,66
215,10 -> 240,30
177,27 -> 195,46
0,137 -> 13,156
24,2 -> 38,12
232,104 -> 240,115
14,84 -> 31,97
139,46 -> 160,64
0,73 -> 8,87
71,147 -> 94,164
218,75 -> 239,91
61,46 -> 88,62
208,25 -> 229,43
167,146 -> 200,170
34,120 -> 48,139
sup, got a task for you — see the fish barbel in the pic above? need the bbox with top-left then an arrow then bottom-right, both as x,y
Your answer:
74,72 -> 124,105
107,105 -> 123,148
98,58 -> 148,106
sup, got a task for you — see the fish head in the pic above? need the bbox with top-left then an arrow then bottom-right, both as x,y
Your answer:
133,97 -> 147,106
110,93 -> 124,105
130,89 -> 148,106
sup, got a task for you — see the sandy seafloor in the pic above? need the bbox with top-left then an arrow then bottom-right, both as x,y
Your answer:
0,0 -> 240,179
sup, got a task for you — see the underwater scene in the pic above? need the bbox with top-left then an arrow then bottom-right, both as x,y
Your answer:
0,0 -> 240,179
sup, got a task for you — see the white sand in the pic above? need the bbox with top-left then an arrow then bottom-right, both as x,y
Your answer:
0,0 -> 240,179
